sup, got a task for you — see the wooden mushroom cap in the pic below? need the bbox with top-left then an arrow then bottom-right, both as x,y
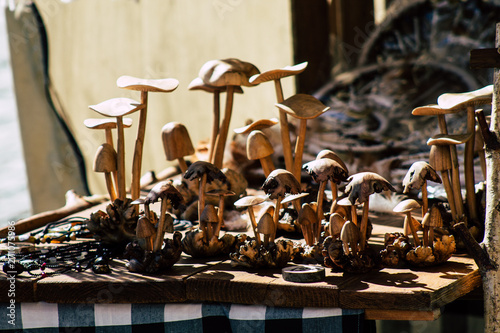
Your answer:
84,118 -> 133,129
316,149 -> 348,173
200,204 -> 219,223
427,133 -> 473,146
402,161 -> 441,193
393,199 -> 421,214
437,84 -> 493,109
89,97 -> 142,117
184,161 -> 227,183
247,130 -> 274,160
234,195 -> 268,208
188,77 -> 244,94
275,94 -> 329,119
302,158 -> 348,184
145,180 -> 184,208
423,205 -> 443,228
298,203 -> 317,226
161,122 -> 195,161
249,62 -> 308,85
256,212 -> 274,234
199,58 -> 260,87
411,104 -> 459,116
116,75 -> 179,93
345,172 -> 396,205
429,145 -> 452,171
262,169 -> 301,200
93,143 -> 117,173
136,216 -> 156,238
340,220 -> 360,253
329,213 -> 345,237
206,189 -> 236,198
281,192 -> 309,205
233,118 -> 278,134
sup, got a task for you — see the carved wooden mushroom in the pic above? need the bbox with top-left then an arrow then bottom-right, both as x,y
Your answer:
188,77 -> 243,163
136,215 -> 156,251
393,199 -> 422,247
437,84 -> 492,224
275,94 -> 330,182
233,118 -> 278,135
329,213 -> 346,239
261,169 -> 301,243
421,204 -> 443,247
144,180 -> 184,252
316,149 -> 349,201
161,122 -> 195,174
200,204 -> 219,241
303,158 -> 348,242
234,195 -> 268,247
402,161 -> 442,217
297,203 -> 317,246
199,58 -> 260,168
344,172 -> 396,251
256,212 -> 274,247
89,97 -> 142,200
249,62 -> 308,174
93,143 -> 118,202
206,189 -> 235,239
246,130 -> 275,177
340,220 -> 360,256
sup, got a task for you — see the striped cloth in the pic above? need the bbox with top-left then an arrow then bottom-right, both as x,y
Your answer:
0,302 -> 371,332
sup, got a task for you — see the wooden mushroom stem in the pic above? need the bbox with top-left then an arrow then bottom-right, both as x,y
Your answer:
464,105 -> 478,223
116,116 -> 127,200
213,86 -> 235,169
198,174 -> 208,241
405,213 -> 421,247
315,181 -> 327,242
247,208 -> 261,247
270,195 -> 283,243
421,180 -> 428,218
130,93 -> 148,201
359,203 -> 369,251
274,80 -> 294,174
209,91 -> 221,164
153,198 -> 168,252
104,172 -> 117,202
213,196 -> 225,238
292,119 -> 308,182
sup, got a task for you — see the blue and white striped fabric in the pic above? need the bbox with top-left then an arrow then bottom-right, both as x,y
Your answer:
0,302 -> 369,332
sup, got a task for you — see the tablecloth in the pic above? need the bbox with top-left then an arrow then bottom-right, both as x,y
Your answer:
0,302 -> 372,332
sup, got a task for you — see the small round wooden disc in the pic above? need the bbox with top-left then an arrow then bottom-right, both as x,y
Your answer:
282,265 -> 325,283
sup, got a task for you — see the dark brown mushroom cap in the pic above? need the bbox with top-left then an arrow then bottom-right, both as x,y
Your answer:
275,94 -> 329,119
136,216 -> 156,238
188,77 -> 244,94
422,205 -> 443,228
393,199 -> 421,214
199,58 -> 260,87
261,169 -> 301,200
247,130 -> 274,160
233,118 -> 278,134
437,84 -> 493,109
297,203 -> 317,227
84,118 -> 133,129
345,172 -> 396,205
316,149 -> 348,174
402,161 -> 442,193
302,158 -> 348,184
200,204 -> 219,224
161,122 -> 195,161
234,195 -> 268,208
145,180 -> 184,209
256,212 -> 274,234
184,161 -> 228,184
93,143 -> 117,173
89,97 -> 142,117
116,75 -> 179,93
248,62 -> 308,85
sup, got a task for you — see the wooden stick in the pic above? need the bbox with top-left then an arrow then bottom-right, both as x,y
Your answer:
213,86 -> 235,168
274,79 -> 294,174
292,119 -> 308,182
131,91 -> 148,201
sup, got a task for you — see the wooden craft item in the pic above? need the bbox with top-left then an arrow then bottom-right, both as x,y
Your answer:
161,122 -> 195,173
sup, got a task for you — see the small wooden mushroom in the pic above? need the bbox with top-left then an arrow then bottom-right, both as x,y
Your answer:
199,58 -> 260,168
206,189 -> 236,238
340,220 -> 360,255
233,118 -> 278,134
234,195 -> 268,247
402,161 -> 442,217
316,149 -> 349,201
136,215 -> 156,251
249,62 -> 308,174
428,145 -> 458,221
89,98 -> 142,200
393,199 -> 422,247
275,94 -> 330,182
200,204 -> 219,241
247,130 -> 276,177
297,203 -> 317,246
421,204 -> 443,247
161,122 -> 195,174
93,143 -> 118,202
329,213 -> 346,239
256,212 -> 274,247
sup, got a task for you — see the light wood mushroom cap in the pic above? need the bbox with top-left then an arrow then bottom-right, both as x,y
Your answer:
188,77 -> 244,94
329,213 -> 345,237
249,62 -> 308,84
402,161 -> 442,193
393,199 -> 421,214
233,118 -> 278,134
89,97 -> 142,117
316,149 -> 348,173
256,212 -> 274,234
234,195 -> 268,208
427,133 -> 473,146
136,216 -> 156,238
93,143 -> 117,173
411,104 -> 459,116
206,189 -> 236,198
345,172 -> 396,205
275,94 -> 330,119
161,122 -> 195,161
340,220 -> 360,248
117,75 -> 179,93
437,84 -> 493,109
298,203 -> 317,227
337,197 -> 354,206
429,145 -> 452,171
199,58 -> 260,87
422,205 -> 443,228
262,169 -> 301,200
281,192 -> 309,205
247,130 -> 274,160
302,158 -> 348,184
84,118 -> 133,129
200,204 -> 219,223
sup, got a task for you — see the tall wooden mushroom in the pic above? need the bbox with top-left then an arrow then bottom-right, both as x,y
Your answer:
275,94 -> 330,183
93,143 -> 118,202
199,58 -> 260,168
344,172 -> 396,251
161,122 -> 195,174
402,161 -> 442,217
249,62 -> 308,174
302,158 -> 348,242
116,75 -> 179,201
246,130 -> 276,177
262,169 -> 301,243
89,97 -> 142,201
